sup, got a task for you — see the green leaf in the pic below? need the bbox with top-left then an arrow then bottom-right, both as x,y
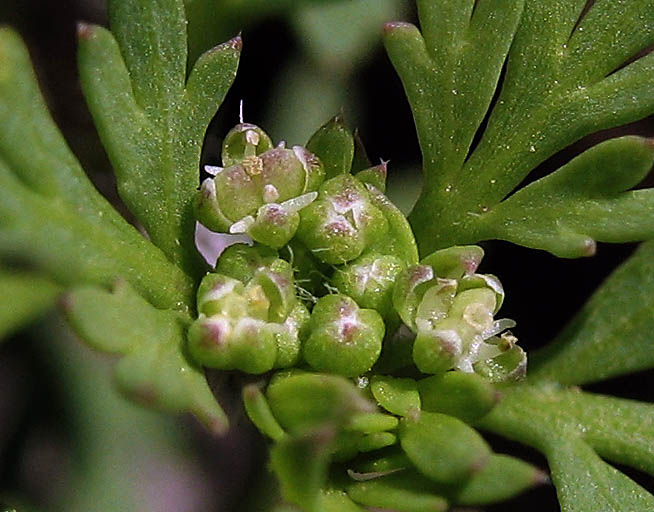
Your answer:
399,0 -> 654,254
547,437 -> 654,512
383,0 -> 524,254
0,28 -> 193,310
480,384 -> 654,510
62,281 -> 228,434
473,137 -> 654,257
0,269 -> 60,340
78,1 -> 241,274
531,240 -> 654,385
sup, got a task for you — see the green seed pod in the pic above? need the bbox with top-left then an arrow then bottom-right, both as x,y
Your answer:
347,473 -> 448,512
187,315 -> 235,370
242,383 -> 286,441
365,184 -> 419,264
473,340 -> 527,382
215,243 -> 278,283
355,161 -> 387,192
346,412 -> 399,434
392,264 -> 438,329
266,371 -> 375,433
357,432 -> 398,452
331,252 -> 404,321
195,273 -> 247,317
246,258 -> 296,322
412,288 -> 497,374
188,315 -> 278,374
303,294 -> 385,377
221,123 -> 274,168
455,454 -> 547,506
420,245 -> 485,280
418,372 -> 501,424
370,375 -> 421,416
247,203 -> 300,249
458,273 -> 505,313
399,411 -> 491,485
413,278 -> 458,331
412,317 -> 464,374
297,175 -> 389,264
318,490 -> 367,512
273,302 -> 310,368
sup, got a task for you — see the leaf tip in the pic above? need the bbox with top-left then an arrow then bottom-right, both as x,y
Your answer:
582,238 -> 597,257
76,22 -> 95,40
383,21 -> 417,35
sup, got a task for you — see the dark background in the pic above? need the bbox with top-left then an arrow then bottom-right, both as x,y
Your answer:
1,1 -> 653,511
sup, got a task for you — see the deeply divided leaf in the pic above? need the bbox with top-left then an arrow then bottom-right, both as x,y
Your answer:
63,281 -> 228,433
78,0 -> 241,275
532,240 -> 654,384
389,0 -> 654,255
0,27 -> 194,310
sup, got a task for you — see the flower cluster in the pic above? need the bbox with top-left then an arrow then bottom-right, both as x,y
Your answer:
189,119 -> 530,511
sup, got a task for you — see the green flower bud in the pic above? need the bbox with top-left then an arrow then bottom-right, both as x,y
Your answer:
246,258 -> 296,322
420,245 -> 485,280
196,125 -> 325,243
399,411 -> 491,485
332,252 -> 404,321
221,123 -> 273,168
266,371 -> 375,433
273,302 -> 310,368
412,288 -> 497,374
215,243 -> 278,283
473,333 -> 527,382
188,315 -> 277,374
458,272 -> 505,313
247,203 -> 300,249
354,161 -> 387,192
370,375 -> 421,417
303,294 -> 385,377
190,250 -> 305,374
418,372 -> 501,424
196,273 -> 247,317
297,175 -> 389,264
306,115 -> 355,179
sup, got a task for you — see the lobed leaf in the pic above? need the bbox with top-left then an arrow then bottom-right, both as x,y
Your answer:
480,384 -> 654,510
0,269 -> 60,340
78,1 -> 241,275
473,137 -> 654,257
62,281 -> 228,434
396,0 -> 654,255
531,240 -> 654,384
0,28 -> 193,310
